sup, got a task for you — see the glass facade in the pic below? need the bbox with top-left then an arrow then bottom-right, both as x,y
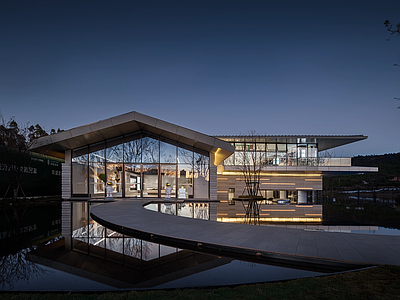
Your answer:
71,147 -> 88,195
224,140 -> 320,167
71,131 -> 209,198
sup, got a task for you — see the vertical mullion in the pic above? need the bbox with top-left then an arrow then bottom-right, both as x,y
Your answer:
122,137 -> 125,198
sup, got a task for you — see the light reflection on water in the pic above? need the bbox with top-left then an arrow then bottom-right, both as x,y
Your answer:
3,201 -> 390,291
147,202 -> 400,237
145,202 -> 209,220
2,245 -> 324,291
0,240 -> 116,292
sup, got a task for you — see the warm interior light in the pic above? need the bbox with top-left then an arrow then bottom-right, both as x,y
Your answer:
305,213 -> 322,216
217,217 -> 322,223
262,209 -> 296,212
261,182 -> 296,185
221,171 -> 322,177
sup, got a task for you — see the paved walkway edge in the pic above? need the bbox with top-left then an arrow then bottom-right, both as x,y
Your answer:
90,201 -> 372,273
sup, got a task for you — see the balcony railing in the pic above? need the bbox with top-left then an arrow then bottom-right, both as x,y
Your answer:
317,157 -> 351,166
224,157 -> 352,167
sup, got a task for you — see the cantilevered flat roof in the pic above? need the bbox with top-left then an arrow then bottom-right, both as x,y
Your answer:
29,111 -> 234,165
216,135 -> 368,151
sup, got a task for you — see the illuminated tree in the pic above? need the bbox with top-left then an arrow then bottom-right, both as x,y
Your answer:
236,131 -> 265,225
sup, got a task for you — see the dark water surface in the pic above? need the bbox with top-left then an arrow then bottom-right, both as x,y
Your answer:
4,203 -> 395,291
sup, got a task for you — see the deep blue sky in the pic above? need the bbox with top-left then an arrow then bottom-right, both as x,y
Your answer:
1,0 -> 399,156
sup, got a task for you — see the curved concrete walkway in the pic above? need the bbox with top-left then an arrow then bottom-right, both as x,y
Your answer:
90,199 -> 400,270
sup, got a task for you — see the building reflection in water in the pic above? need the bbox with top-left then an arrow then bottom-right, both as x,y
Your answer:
2,201 -> 329,290
71,201 -> 210,263
145,202 -> 209,219
42,201 -> 228,288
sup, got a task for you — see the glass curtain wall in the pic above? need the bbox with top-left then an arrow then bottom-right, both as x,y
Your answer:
178,145 -> 194,198
297,144 -> 307,166
160,139 -> 176,163
71,131 -> 209,198
276,144 -> 287,166
224,141 -> 320,167
308,144 -> 317,166
266,144 -> 276,165
72,147 -> 88,196
124,164 -> 141,197
124,133 -> 142,198
194,152 -> 209,198
142,164 -> 159,197
106,137 -> 124,197
142,134 -> 159,164
287,144 -> 297,166
160,164 -> 176,198
89,143 -> 105,198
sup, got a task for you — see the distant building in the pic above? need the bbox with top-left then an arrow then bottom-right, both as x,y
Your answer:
0,150 -> 63,198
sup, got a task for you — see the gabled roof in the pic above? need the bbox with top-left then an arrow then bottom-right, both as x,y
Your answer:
216,135 -> 368,151
29,111 -> 234,165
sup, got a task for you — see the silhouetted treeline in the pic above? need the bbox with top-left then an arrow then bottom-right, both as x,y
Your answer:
324,153 -> 400,190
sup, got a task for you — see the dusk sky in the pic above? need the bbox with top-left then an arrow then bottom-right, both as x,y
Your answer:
1,0 -> 399,157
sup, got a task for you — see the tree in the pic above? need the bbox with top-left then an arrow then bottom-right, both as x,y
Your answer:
236,131 -> 265,225
384,20 -> 400,38
0,115 -> 62,200
237,131 -> 264,198
0,117 -> 32,199
384,20 -> 400,108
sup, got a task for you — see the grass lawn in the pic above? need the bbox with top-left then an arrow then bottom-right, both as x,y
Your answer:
1,265 -> 399,300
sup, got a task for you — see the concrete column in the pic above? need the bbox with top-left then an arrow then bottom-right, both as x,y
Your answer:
209,202 -> 218,221
312,191 -> 316,204
209,153 -> 218,221
298,190 -> 307,204
61,201 -> 72,250
61,149 -> 72,200
279,190 -> 287,199
209,153 -> 217,201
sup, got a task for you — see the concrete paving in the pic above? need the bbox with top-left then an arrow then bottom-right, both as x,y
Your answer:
90,199 -> 400,267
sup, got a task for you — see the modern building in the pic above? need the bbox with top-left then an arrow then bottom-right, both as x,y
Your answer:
214,135 -> 378,222
30,111 -> 377,227
30,111 -> 234,201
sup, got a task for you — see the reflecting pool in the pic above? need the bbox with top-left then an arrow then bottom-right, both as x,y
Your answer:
0,202 -> 328,291
3,236 -> 326,291
2,201 -> 388,292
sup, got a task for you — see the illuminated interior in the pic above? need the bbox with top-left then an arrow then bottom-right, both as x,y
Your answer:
71,131 -> 210,198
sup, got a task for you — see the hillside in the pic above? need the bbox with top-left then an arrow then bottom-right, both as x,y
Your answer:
324,152 -> 400,190
353,153 -> 400,178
